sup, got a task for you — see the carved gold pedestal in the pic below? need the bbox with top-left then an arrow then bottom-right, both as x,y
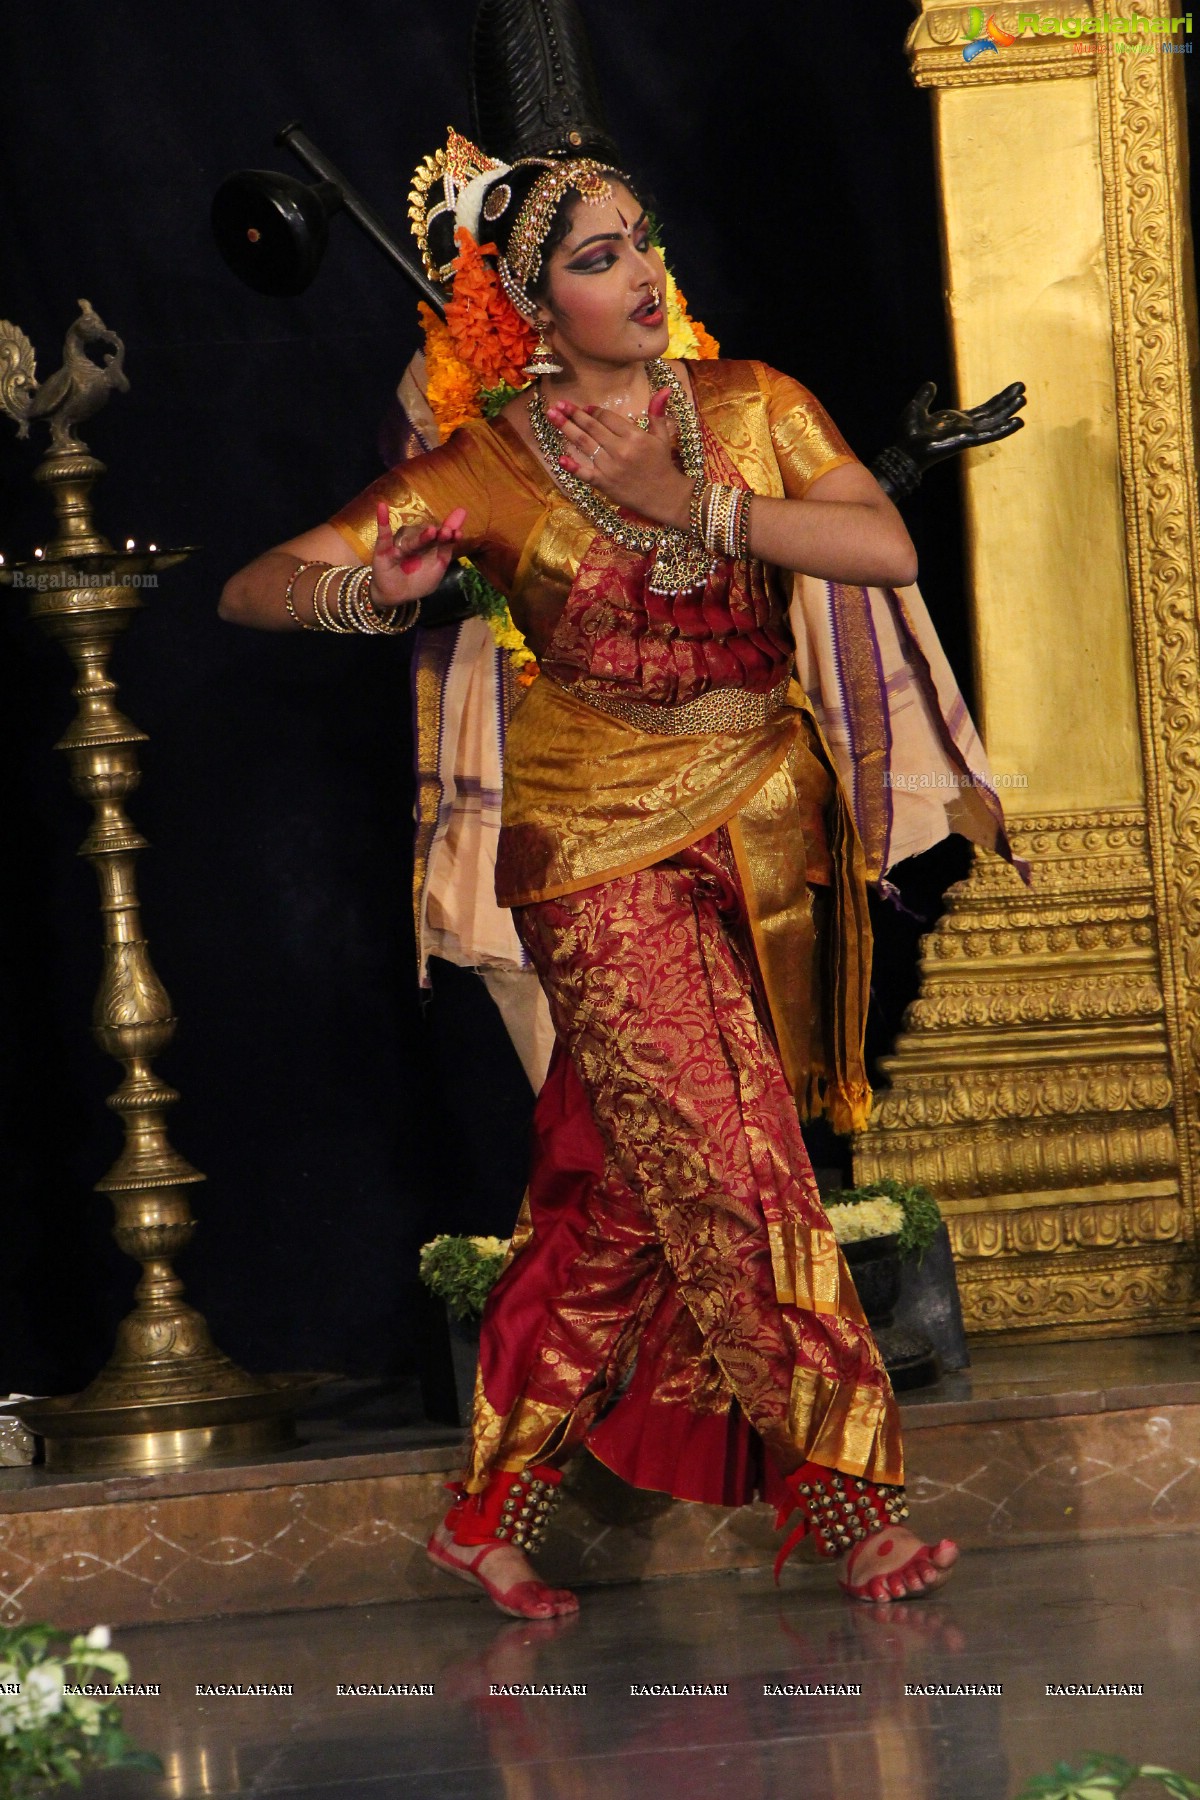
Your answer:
858,4 -> 1200,1337
857,810 -> 1188,1336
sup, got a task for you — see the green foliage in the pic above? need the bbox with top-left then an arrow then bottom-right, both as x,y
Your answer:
418,1234 -> 509,1323
1016,1755 -> 1200,1800
479,380 -> 525,420
824,1176 -> 943,1261
0,1622 -> 161,1799
456,558 -> 511,626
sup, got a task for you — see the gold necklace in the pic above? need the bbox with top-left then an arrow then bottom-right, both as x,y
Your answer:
530,358 -> 713,596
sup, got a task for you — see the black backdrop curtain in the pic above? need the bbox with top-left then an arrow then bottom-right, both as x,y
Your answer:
3,1 -> 1170,1400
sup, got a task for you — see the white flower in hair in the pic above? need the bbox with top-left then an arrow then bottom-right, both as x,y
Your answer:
456,164 -> 513,246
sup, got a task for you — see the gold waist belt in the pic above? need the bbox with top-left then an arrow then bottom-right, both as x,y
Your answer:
570,675 -> 792,737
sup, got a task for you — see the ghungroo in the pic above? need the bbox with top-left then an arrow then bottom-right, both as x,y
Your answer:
444,1464 -> 565,1555
774,1461 -> 909,1577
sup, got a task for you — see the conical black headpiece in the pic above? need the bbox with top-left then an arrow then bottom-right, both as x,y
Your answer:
469,0 -> 621,165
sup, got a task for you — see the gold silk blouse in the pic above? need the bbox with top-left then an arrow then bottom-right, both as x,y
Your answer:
327,359 -> 856,661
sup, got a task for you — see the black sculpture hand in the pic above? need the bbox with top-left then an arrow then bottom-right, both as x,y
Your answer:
900,378 -> 1026,467
872,379 -> 1026,499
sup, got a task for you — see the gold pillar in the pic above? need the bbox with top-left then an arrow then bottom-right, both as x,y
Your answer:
855,1 -> 1200,1338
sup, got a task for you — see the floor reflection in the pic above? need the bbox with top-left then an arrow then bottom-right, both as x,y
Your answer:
83,1536 -> 1198,1799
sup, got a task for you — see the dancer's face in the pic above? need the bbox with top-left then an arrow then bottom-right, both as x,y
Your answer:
538,183 -> 670,366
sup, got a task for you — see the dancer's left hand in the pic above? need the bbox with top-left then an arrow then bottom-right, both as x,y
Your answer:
546,390 -> 694,527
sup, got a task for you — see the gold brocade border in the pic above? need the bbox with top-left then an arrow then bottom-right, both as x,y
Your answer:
410,631 -> 455,966
463,1342 -> 905,1491
787,1365 -> 905,1489
1095,8 -> 1200,1273
462,1367 -> 573,1492
765,1219 -> 848,1315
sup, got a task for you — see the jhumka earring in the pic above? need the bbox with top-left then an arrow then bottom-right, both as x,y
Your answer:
523,319 -> 562,378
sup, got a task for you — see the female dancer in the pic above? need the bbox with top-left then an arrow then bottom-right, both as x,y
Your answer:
221,146 -> 962,1617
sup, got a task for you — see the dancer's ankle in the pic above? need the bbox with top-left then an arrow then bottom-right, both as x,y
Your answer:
772,1460 -> 909,1583
444,1464 -> 565,1551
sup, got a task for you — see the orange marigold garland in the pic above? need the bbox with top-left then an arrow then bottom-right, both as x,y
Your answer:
419,228 -> 717,437
418,302 -> 484,437
443,228 -> 537,389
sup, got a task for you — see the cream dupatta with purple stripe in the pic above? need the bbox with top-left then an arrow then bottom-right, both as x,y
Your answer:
790,575 -> 1020,885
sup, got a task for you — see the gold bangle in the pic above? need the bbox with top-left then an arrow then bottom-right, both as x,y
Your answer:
287,559 -> 421,636
735,491 -> 753,561
700,483 -> 718,552
703,483 -> 732,557
687,476 -> 707,548
284,559 -> 324,629
333,565 -> 359,631
702,484 -> 713,549
312,565 -> 349,632
352,567 -> 420,636
718,486 -> 735,556
342,565 -> 369,632
726,489 -> 739,557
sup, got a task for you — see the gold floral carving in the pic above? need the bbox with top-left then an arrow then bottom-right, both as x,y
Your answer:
869,1122 -> 1177,1201
872,1065 -> 1173,1129
948,1194 -> 1183,1257
856,806 -> 1186,1335
1094,13 -> 1200,1281
956,1261 -> 1193,1332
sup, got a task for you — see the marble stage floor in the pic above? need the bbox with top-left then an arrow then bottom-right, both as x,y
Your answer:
81,1535 -> 1197,1800
5,1334 -> 1199,1633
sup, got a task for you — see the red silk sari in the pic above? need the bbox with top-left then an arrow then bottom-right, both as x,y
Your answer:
461,400 -> 904,1505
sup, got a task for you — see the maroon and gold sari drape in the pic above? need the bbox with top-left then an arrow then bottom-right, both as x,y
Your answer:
468,390 -> 903,1502
332,359 -> 911,1503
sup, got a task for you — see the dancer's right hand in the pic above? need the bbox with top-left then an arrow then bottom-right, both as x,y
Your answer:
370,500 -> 468,605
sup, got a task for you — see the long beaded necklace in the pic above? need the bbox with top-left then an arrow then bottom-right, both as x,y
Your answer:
529,357 -> 714,597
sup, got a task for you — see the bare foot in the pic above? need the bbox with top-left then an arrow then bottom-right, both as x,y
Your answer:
427,1521 -> 580,1619
837,1527 -> 958,1603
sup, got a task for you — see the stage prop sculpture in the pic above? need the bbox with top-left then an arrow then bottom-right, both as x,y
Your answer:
0,303 -> 301,1473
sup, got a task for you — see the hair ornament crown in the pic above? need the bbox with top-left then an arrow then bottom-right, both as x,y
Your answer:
408,130 -> 720,447
410,128 -> 617,312
409,128 -> 507,289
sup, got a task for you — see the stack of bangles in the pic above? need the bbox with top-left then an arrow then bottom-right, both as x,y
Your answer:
688,480 -> 754,562
284,559 -> 420,635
